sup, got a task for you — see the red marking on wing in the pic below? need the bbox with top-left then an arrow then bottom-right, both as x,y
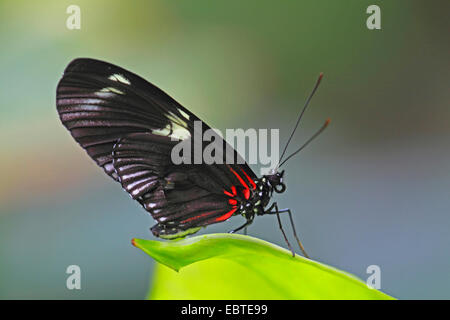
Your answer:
241,169 -> 256,190
243,188 -> 250,200
229,167 -> 251,200
181,206 -> 238,224
228,199 -> 237,205
215,207 -> 238,222
181,211 -> 213,223
223,185 -> 237,197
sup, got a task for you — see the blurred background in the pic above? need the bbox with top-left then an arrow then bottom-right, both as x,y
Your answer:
0,0 -> 449,299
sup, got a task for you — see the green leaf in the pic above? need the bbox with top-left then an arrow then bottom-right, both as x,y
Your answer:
132,233 -> 394,300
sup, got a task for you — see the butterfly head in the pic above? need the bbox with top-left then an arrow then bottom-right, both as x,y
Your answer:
265,170 -> 286,194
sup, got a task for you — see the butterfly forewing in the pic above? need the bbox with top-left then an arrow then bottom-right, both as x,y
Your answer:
57,58 -> 193,179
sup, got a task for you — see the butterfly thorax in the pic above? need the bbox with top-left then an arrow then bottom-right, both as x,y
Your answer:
237,171 -> 286,219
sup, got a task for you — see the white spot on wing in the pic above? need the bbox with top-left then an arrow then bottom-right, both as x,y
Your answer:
178,108 -> 190,120
100,87 -> 124,95
167,111 -> 187,127
152,126 -> 172,137
171,126 -> 190,140
152,124 -> 190,140
108,73 -> 131,85
158,111 -> 191,140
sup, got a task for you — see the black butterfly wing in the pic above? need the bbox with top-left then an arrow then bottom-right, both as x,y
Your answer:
56,58 -> 258,238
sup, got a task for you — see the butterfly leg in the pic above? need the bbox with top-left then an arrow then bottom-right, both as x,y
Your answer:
229,218 -> 253,234
266,202 -> 295,257
278,208 -> 310,259
265,204 -> 309,258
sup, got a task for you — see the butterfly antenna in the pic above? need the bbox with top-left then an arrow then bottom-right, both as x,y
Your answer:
277,73 -> 324,168
278,118 -> 330,168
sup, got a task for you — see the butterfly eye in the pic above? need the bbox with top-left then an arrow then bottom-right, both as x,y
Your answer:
274,182 -> 286,193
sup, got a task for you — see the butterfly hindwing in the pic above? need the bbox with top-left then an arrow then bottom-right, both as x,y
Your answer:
112,133 -> 245,238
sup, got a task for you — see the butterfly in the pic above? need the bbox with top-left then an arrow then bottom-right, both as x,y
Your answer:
56,58 -> 329,257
